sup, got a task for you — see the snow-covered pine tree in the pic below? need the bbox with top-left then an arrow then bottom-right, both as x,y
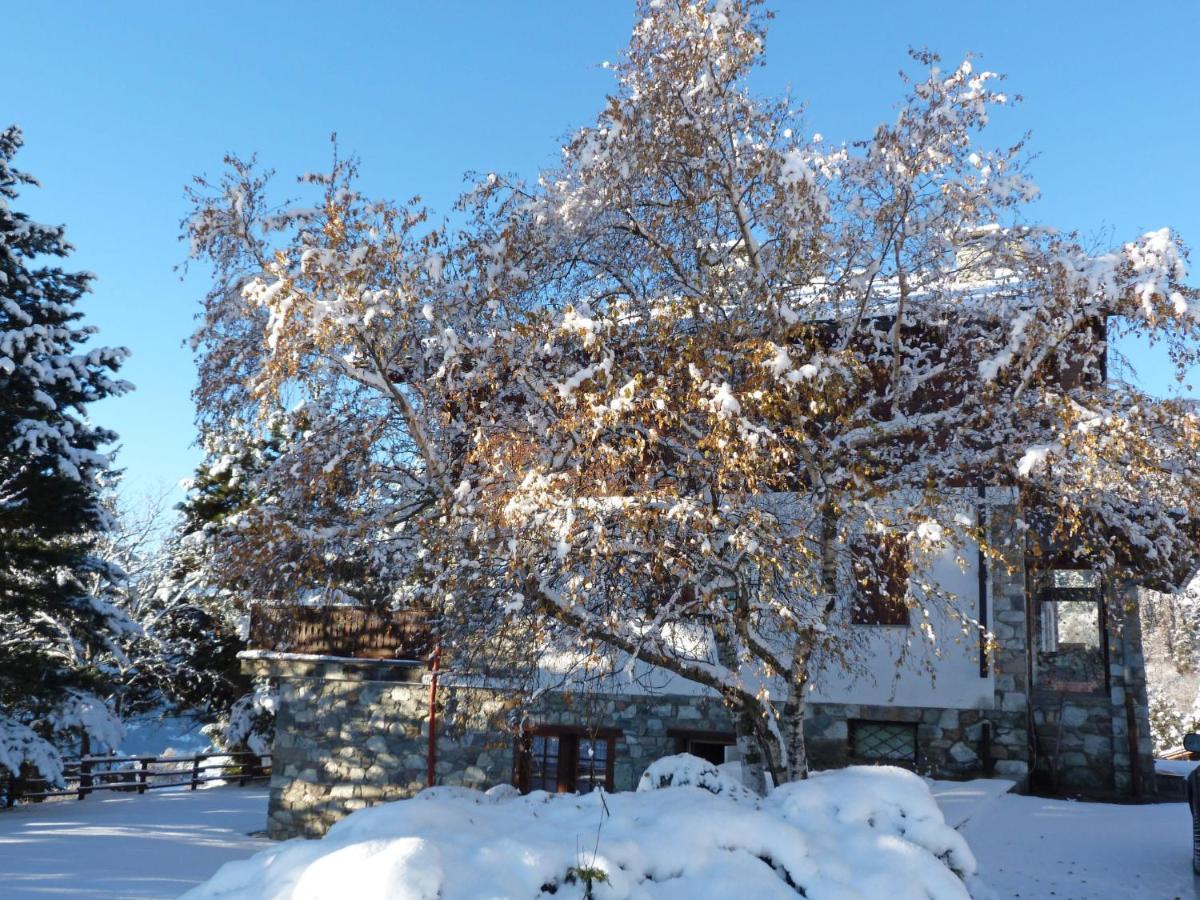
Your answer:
0,126 -> 131,783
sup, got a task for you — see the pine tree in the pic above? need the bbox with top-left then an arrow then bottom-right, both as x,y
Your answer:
0,125 -> 131,781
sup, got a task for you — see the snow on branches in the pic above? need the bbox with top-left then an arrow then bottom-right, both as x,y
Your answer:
185,0 -> 1200,787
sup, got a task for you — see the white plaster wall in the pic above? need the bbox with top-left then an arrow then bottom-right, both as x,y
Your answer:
808,534 -> 994,709
536,502 -> 997,711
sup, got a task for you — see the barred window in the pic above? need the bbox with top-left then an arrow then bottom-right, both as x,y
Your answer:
850,720 -> 918,763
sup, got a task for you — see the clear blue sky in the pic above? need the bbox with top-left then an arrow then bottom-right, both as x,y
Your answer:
7,1 -> 1199,505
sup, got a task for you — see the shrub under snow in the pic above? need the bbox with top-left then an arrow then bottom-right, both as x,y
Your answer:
184,755 -> 977,899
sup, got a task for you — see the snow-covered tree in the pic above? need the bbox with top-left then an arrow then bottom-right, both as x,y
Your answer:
185,1 -> 1200,788
85,491 -> 245,723
0,125 -> 132,780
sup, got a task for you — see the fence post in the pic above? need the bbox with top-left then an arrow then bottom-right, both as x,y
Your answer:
190,754 -> 202,790
78,758 -> 92,801
138,758 -> 149,795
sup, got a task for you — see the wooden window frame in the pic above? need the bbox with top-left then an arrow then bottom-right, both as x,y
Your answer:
513,725 -> 619,794
850,532 -> 911,627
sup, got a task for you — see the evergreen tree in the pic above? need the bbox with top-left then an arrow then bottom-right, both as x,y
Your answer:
0,125 -> 131,780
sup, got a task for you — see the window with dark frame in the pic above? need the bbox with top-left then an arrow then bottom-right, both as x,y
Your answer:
850,532 -> 910,626
514,728 -> 617,794
668,729 -> 737,766
1035,569 -> 1108,692
849,719 -> 918,764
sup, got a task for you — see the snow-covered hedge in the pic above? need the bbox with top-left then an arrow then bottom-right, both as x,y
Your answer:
184,755 -> 978,899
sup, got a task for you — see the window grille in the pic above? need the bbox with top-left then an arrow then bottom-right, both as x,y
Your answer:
850,720 -> 918,763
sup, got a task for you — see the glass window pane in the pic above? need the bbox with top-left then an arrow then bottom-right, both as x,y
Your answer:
576,738 -> 607,793
851,721 -> 916,762
1052,569 -> 1100,588
1037,572 -> 1105,690
529,736 -> 561,791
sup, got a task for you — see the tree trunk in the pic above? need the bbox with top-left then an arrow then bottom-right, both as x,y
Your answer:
733,705 -> 769,795
714,626 -> 768,794
780,648 -> 811,782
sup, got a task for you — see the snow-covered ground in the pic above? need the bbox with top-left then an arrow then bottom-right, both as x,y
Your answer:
0,786 -> 269,899
0,773 -> 1197,899
961,792 -> 1197,900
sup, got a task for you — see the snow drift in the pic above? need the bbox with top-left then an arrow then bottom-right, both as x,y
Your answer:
183,756 -> 977,899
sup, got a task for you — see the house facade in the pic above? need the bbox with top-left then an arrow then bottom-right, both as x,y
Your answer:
247,490 -> 1157,840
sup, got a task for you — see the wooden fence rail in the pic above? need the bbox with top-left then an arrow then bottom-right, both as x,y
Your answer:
2,750 -> 271,807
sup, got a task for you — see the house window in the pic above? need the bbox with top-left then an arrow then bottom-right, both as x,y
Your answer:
1036,569 -> 1107,692
668,729 -> 737,766
850,720 -> 918,763
514,728 -> 617,794
850,532 -> 910,626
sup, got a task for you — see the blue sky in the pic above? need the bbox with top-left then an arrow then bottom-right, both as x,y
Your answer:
8,1 -> 1199,505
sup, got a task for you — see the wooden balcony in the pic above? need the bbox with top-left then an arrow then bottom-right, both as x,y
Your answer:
248,604 -> 431,660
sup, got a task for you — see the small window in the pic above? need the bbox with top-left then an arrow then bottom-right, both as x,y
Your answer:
515,728 -> 616,794
1036,569 -> 1106,691
850,720 -> 918,763
669,729 -> 737,766
850,532 -> 910,626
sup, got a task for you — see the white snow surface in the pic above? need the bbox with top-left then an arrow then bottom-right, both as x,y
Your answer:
0,769 -> 1195,899
184,758 -> 976,900
0,786 -> 270,898
958,792 -> 1198,900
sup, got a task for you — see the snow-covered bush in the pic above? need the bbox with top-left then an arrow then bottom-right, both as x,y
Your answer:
183,757 -> 977,899
636,752 -> 760,804
0,717 -> 63,786
203,682 -> 277,757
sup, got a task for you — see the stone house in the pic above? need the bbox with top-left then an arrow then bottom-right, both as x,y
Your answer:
246,492 -> 1161,840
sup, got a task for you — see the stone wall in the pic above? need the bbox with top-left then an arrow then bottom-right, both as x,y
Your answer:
252,653 -> 1027,840
1026,580 -> 1157,798
249,656 -> 515,839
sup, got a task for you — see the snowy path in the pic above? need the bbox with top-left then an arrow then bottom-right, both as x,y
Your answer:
0,786 -> 270,899
960,792 -> 1198,899
928,777 -> 1019,829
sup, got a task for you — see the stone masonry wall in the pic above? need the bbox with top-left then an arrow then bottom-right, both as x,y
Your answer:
1028,581 -> 1156,798
251,654 -> 743,839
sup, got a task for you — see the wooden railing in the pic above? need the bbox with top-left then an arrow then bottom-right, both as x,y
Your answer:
248,604 -> 430,660
2,750 -> 271,807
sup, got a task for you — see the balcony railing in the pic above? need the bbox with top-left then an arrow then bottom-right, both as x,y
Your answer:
248,604 -> 431,660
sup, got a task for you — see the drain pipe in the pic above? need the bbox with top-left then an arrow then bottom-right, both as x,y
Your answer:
1124,672 -> 1142,797
426,645 -> 441,788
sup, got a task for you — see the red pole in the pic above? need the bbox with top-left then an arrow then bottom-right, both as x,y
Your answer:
426,645 -> 441,788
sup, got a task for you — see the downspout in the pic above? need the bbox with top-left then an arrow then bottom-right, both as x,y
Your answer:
426,645 -> 441,788
1124,671 -> 1142,797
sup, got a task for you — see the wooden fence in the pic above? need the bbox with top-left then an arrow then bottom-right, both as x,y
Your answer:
2,750 -> 271,807
249,604 -> 430,660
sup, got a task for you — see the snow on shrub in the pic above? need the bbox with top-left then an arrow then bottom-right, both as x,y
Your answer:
184,756 -> 977,899
0,716 -> 62,785
204,682 -> 277,756
636,752 -> 759,804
